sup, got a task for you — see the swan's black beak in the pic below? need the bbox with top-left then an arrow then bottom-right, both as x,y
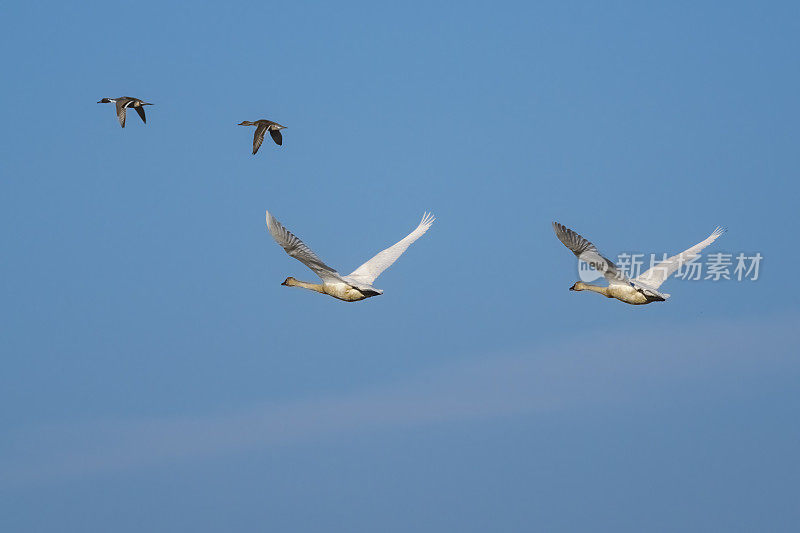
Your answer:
568,283 -> 577,291
281,280 -> 288,286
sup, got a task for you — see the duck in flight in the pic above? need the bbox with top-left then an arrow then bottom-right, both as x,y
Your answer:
553,222 -> 725,305
97,97 -> 153,128
238,120 -> 286,154
265,211 -> 435,302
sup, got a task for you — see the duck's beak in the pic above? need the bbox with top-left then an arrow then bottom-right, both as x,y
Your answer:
281,280 -> 288,286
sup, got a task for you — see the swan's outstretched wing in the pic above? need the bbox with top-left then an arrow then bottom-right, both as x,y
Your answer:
552,222 -> 629,285
347,213 -> 435,285
634,226 -> 725,289
265,211 -> 342,282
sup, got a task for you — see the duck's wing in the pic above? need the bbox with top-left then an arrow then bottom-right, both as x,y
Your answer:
552,222 -> 629,285
265,211 -> 342,282
115,100 -> 127,128
346,213 -> 435,285
270,128 -> 283,146
134,105 -> 146,124
634,226 -> 725,289
252,123 -> 268,154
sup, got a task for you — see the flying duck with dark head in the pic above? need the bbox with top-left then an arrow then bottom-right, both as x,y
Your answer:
97,97 -> 153,128
238,119 -> 286,154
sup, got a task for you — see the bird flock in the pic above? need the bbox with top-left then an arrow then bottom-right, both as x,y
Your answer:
98,96 -> 724,305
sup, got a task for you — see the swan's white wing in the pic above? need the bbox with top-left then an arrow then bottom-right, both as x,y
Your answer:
347,212 -> 435,285
265,211 -> 342,282
634,226 -> 725,289
552,222 -> 629,285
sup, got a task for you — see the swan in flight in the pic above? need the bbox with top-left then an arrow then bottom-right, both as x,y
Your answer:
553,222 -> 725,305
265,211 -> 435,302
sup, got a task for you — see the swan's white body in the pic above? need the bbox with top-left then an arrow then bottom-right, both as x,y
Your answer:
265,211 -> 435,302
553,222 -> 725,305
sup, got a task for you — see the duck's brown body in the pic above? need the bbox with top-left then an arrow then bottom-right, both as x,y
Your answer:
238,119 -> 287,154
97,96 -> 153,128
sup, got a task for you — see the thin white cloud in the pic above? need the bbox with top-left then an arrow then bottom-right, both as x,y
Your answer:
4,314 -> 798,486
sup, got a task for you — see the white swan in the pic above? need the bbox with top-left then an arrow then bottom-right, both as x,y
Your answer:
265,211 -> 435,302
553,222 -> 725,305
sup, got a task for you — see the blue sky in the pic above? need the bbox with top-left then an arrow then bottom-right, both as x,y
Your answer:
1,1 -> 799,531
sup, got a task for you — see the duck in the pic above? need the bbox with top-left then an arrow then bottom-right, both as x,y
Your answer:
238,120 -> 286,154
553,222 -> 725,305
97,97 -> 153,128
265,210 -> 435,302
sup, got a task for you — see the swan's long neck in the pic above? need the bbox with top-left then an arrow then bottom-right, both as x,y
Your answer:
574,282 -> 610,297
284,278 -> 325,294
